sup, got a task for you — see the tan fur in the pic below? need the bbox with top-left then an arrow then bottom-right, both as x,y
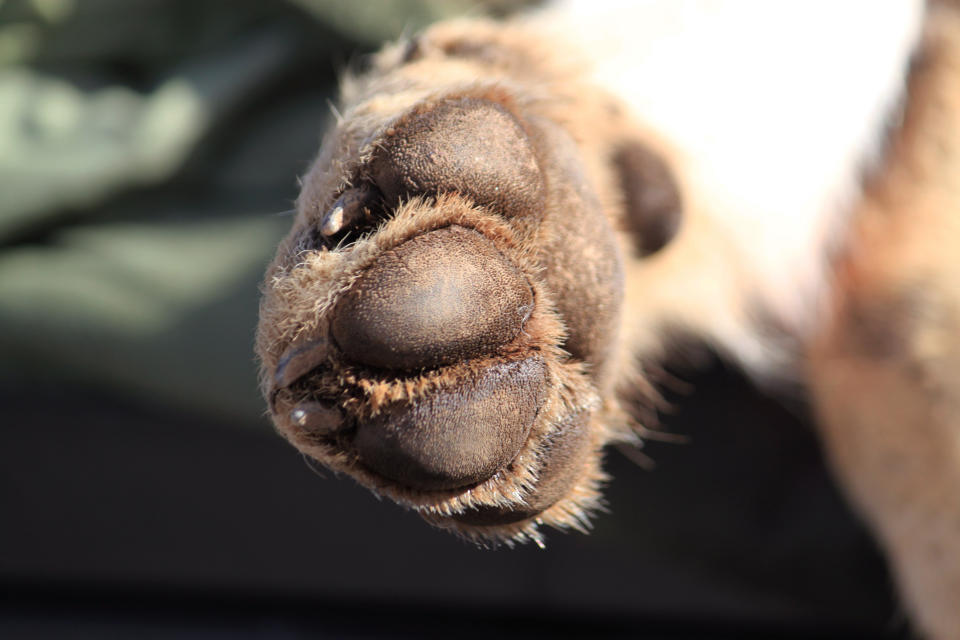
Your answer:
256,3 -> 960,635
807,7 -> 960,637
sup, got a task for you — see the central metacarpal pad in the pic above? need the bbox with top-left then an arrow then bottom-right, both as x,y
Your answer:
353,356 -> 548,491
331,225 -> 533,371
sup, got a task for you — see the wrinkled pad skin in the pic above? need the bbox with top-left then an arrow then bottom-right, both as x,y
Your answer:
452,411 -> 591,525
370,97 -> 545,219
354,356 -> 548,490
331,225 -> 533,371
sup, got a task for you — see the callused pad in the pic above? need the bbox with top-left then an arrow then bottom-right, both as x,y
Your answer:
353,356 -> 548,490
331,225 -> 533,371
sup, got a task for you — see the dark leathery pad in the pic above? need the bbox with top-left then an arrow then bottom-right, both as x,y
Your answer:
331,225 -> 533,371
452,410 -> 591,525
353,355 -> 548,491
612,141 -> 683,257
369,97 -> 545,218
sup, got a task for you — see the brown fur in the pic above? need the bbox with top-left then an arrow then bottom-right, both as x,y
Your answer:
256,4 -> 960,636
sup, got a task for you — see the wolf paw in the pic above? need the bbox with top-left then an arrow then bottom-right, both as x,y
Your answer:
256,24 -> 681,544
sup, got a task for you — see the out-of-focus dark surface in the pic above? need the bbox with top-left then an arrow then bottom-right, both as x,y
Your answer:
1,1 -> 906,637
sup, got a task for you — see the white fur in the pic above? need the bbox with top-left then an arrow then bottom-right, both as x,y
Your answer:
533,0 -> 924,373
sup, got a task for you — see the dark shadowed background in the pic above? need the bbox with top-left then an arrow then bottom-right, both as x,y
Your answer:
0,1 -> 907,637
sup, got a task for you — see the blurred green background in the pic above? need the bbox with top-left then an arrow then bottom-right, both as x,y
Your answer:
0,1 -> 907,637
0,0 -> 503,422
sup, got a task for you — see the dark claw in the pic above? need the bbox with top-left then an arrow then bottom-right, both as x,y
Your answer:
290,401 -> 344,435
274,338 -> 331,388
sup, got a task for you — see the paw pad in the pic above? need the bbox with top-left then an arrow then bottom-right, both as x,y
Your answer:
369,97 -> 545,218
330,225 -> 533,371
354,356 -> 547,490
